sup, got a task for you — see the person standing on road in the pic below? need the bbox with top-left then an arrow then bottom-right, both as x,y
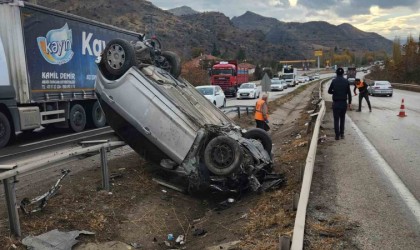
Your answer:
255,94 -> 270,131
354,78 -> 372,112
328,68 -> 352,140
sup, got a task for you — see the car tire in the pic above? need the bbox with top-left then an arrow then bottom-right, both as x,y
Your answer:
0,112 -> 12,148
242,128 -> 272,154
204,136 -> 243,176
91,101 -> 107,128
223,99 -> 226,108
213,101 -> 217,106
99,39 -> 136,80
161,51 -> 182,78
390,94 -> 393,97
69,104 -> 86,132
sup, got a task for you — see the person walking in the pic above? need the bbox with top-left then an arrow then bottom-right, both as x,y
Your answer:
354,78 -> 372,112
255,94 -> 270,131
328,68 -> 352,140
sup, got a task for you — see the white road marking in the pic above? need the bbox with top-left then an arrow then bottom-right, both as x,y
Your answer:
347,115 -> 420,225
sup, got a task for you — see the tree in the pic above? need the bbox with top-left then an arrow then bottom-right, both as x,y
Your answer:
253,64 -> 263,80
211,43 -> 220,57
235,48 -> 246,61
392,37 -> 402,64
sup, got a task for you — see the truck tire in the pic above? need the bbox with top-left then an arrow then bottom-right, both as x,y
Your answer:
91,101 -> 106,128
242,128 -> 272,154
204,136 -> 243,176
0,112 -> 11,148
162,51 -> 181,78
69,104 -> 86,132
99,39 -> 136,80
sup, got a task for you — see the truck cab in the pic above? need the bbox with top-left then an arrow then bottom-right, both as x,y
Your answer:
210,61 -> 238,96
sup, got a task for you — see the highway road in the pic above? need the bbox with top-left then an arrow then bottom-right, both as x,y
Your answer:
347,89 -> 420,200
323,76 -> 420,209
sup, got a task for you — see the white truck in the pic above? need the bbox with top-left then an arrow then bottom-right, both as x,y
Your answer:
279,65 -> 297,87
0,0 -> 141,148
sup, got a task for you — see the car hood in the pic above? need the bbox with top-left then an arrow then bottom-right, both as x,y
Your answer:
237,88 -> 254,93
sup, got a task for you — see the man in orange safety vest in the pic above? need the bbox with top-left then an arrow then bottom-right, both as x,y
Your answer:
255,94 -> 270,131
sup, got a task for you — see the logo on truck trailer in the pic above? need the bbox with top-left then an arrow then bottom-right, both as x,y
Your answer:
37,23 -> 74,65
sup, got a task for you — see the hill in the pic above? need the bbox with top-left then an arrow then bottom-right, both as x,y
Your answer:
27,0 -> 392,64
168,6 -> 199,16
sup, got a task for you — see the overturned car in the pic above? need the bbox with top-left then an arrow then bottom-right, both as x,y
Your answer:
95,38 -> 282,193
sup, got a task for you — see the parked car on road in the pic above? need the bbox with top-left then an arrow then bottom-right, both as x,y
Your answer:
196,85 -> 226,108
314,73 -> 320,79
95,39 -> 280,193
368,81 -> 393,96
236,82 -> 260,99
270,79 -> 285,91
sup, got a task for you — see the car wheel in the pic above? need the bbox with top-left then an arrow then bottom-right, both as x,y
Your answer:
204,136 -> 243,176
0,112 -> 12,148
213,101 -> 217,106
69,104 -> 86,132
242,128 -> 272,154
91,101 -> 106,128
223,99 -> 226,107
161,51 -> 182,78
99,39 -> 136,80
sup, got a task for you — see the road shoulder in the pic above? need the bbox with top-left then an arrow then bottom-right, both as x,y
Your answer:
305,103 -> 420,249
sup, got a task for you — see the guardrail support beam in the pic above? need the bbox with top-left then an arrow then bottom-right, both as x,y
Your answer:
3,176 -> 21,237
100,147 -> 110,191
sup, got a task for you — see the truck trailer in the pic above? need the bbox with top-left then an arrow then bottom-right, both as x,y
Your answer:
0,0 -> 141,148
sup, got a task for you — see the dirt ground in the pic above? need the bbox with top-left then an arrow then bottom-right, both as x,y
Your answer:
1,82 -> 325,250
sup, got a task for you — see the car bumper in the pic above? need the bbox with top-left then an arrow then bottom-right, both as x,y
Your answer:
237,93 -> 255,98
371,90 -> 393,95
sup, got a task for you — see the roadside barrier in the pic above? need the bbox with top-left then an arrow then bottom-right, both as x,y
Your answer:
0,140 -> 125,237
397,98 -> 407,117
287,79 -> 328,250
221,105 -> 255,118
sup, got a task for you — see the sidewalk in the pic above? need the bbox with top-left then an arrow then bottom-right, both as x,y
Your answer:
304,85 -> 420,249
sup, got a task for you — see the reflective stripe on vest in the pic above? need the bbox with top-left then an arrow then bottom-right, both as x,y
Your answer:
255,99 -> 268,121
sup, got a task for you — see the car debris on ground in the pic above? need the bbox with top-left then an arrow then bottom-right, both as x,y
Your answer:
22,229 -> 94,250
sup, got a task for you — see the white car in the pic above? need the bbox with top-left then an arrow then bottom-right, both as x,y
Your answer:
296,76 -> 306,83
237,82 -> 260,99
196,85 -> 226,108
270,79 -> 284,91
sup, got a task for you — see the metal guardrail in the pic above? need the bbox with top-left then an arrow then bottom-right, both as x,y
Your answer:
290,79 -> 327,250
221,105 -> 255,118
0,140 -> 125,237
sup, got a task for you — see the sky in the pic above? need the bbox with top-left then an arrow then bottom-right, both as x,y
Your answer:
148,0 -> 420,41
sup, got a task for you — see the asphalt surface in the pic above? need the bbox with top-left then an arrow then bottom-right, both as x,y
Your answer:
310,80 -> 420,249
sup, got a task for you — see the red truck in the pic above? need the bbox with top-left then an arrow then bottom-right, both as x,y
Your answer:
210,60 -> 249,96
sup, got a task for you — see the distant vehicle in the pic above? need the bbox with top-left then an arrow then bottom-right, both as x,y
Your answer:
296,76 -> 306,83
279,65 -> 297,87
347,67 -> 357,81
196,85 -> 226,108
236,83 -> 260,99
304,76 -> 310,82
210,60 -> 249,96
314,73 -> 320,79
368,81 -> 393,97
270,79 -> 284,91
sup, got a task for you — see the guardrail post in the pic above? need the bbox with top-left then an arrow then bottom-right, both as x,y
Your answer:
3,176 -> 21,237
237,106 -> 241,118
100,146 -> 110,191
246,106 -> 249,115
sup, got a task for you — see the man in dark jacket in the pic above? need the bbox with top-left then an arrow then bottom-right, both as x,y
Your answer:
354,78 -> 372,112
328,68 -> 352,140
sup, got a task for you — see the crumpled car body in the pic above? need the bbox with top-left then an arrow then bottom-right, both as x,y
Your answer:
95,39 -> 280,193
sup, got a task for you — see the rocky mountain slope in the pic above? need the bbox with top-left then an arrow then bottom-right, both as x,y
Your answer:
27,0 -> 392,63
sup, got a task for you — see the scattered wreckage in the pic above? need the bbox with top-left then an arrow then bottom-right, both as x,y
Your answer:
95,37 -> 284,193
